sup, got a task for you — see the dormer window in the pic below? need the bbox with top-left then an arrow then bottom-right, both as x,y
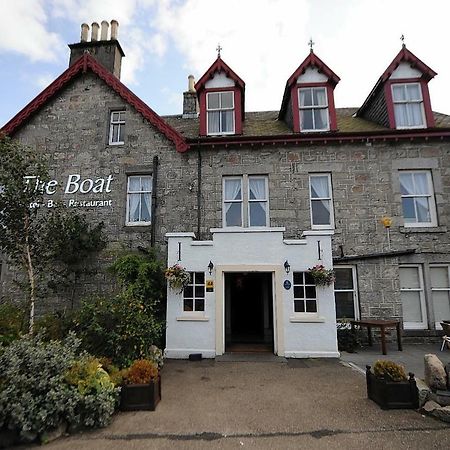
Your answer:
299,87 -> 329,131
207,91 -> 235,135
392,83 -> 425,129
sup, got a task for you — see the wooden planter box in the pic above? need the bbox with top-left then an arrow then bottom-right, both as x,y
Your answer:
366,365 -> 419,410
120,376 -> 161,411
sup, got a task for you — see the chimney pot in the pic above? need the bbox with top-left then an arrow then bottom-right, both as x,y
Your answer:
188,75 -> 196,92
80,23 -> 89,42
91,22 -> 100,41
101,20 -> 109,40
110,20 -> 119,40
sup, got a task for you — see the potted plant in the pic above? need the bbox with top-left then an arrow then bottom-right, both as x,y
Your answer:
119,359 -> 161,411
366,360 -> 419,409
307,264 -> 335,287
165,264 -> 191,292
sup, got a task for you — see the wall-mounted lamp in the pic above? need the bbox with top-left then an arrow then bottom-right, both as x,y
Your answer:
284,260 -> 291,274
208,261 -> 214,275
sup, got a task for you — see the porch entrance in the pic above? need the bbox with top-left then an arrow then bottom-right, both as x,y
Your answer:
225,272 -> 274,352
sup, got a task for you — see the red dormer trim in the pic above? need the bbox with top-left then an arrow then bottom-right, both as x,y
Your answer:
195,57 -> 245,136
385,78 -> 435,129
1,53 -> 189,152
281,52 -> 340,132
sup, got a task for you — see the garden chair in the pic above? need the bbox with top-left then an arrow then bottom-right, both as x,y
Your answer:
440,322 -> 450,351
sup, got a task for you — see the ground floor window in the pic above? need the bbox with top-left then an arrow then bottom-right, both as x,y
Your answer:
293,272 -> 317,313
430,265 -> 450,328
399,265 -> 427,329
334,266 -> 359,320
183,272 -> 205,312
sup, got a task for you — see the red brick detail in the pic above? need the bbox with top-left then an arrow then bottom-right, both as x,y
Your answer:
1,53 -> 189,153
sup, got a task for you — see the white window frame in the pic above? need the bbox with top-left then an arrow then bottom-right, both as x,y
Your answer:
183,272 -> 206,313
391,82 -> 425,129
109,110 -> 125,145
430,264 -> 450,329
298,86 -> 330,132
309,173 -> 334,229
247,176 -> 269,227
293,271 -> 318,315
206,91 -> 235,136
222,175 -> 269,228
400,264 -> 428,329
334,266 -> 359,320
399,170 -> 437,228
125,175 -> 152,226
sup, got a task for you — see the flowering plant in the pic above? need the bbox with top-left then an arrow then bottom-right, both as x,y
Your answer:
165,264 -> 190,292
307,264 -> 335,287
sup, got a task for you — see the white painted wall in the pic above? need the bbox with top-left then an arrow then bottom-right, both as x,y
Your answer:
205,72 -> 236,88
165,228 -> 339,359
390,62 -> 422,79
297,67 -> 328,83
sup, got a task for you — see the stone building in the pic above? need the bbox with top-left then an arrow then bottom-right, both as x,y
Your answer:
1,22 -> 449,358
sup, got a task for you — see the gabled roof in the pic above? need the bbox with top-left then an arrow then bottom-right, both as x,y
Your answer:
357,46 -> 437,118
279,51 -> 340,118
1,53 -> 189,153
194,56 -> 245,92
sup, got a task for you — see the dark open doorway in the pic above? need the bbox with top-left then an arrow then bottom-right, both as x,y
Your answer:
225,272 -> 274,352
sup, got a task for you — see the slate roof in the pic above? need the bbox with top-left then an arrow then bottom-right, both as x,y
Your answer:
163,108 -> 450,140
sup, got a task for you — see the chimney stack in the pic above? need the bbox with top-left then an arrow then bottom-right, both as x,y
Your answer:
183,75 -> 199,118
68,20 -> 125,79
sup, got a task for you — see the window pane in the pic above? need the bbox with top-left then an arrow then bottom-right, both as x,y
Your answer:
401,197 -> 416,222
334,268 -> 353,290
394,104 -> 408,127
111,124 -> 120,142
208,111 -> 220,133
400,267 -> 420,289
195,298 -> 205,312
305,285 -> 316,299
128,194 -> 140,222
195,272 -> 205,284
249,178 -> 266,200
141,176 -> 152,191
225,202 -> 242,226
129,176 -> 141,191
409,104 -> 424,126
184,299 -> 193,312
220,92 -> 233,109
294,285 -> 304,298
431,267 -> 449,288
195,285 -> 204,298
335,292 -> 355,319
401,291 -> 423,322
310,176 -> 329,198
399,173 -> 414,195
111,112 -> 121,122
413,173 -> 429,195
406,84 -> 421,101
306,300 -> 317,313
300,110 -> 314,129
293,272 -> 303,284
304,272 -> 314,285
432,291 -> 450,322
313,108 -> 328,129
311,200 -> 331,225
207,93 -> 220,109
313,88 -> 327,106
294,300 -> 305,312
184,285 -> 193,297
140,193 -> 151,221
299,89 -> 312,107
249,202 -> 267,226
392,85 -> 406,101
221,110 -> 234,132
224,179 -> 242,201
415,197 -> 431,223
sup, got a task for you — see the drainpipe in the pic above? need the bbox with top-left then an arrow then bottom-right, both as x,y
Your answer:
197,148 -> 202,239
151,155 -> 158,247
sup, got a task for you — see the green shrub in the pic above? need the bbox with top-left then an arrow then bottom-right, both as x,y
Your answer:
0,333 -> 118,443
373,360 -> 407,382
34,310 -> 76,341
0,301 -> 27,346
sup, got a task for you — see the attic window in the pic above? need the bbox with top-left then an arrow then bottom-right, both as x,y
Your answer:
109,110 -> 125,145
298,87 -> 329,131
207,91 -> 235,135
392,83 -> 425,129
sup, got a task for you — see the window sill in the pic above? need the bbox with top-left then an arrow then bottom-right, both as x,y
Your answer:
400,226 -> 446,233
108,142 -> 125,146
290,315 -> 326,323
176,316 -> 209,322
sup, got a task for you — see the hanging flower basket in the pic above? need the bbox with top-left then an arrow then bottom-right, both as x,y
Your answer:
165,264 -> 190,292
307,264 -> 335,287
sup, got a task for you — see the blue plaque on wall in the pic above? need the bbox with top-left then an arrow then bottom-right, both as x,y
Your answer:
283,280 -> 291,290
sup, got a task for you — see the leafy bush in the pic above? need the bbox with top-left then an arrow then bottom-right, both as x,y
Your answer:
34,310 -> 76,341
124,359 -> 159,385
0,333 -> 118,443
0,301 -> 27,346
373,360 -> 407,382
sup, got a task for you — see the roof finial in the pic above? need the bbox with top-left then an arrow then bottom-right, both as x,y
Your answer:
400,33 -> 405,48
216,43 -> 222,59
308,37 -> 315,53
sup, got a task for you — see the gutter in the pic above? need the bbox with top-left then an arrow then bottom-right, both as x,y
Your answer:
333,248 -> 416,263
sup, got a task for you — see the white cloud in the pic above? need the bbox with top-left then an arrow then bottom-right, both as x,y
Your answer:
35,73 -> 55,89
0,0 -> 62,61
151,0 -> 311,111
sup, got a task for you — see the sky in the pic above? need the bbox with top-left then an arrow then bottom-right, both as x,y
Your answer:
1,0 -> 450,127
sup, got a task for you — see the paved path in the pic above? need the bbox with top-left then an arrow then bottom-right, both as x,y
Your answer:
44,357 -> 450,449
